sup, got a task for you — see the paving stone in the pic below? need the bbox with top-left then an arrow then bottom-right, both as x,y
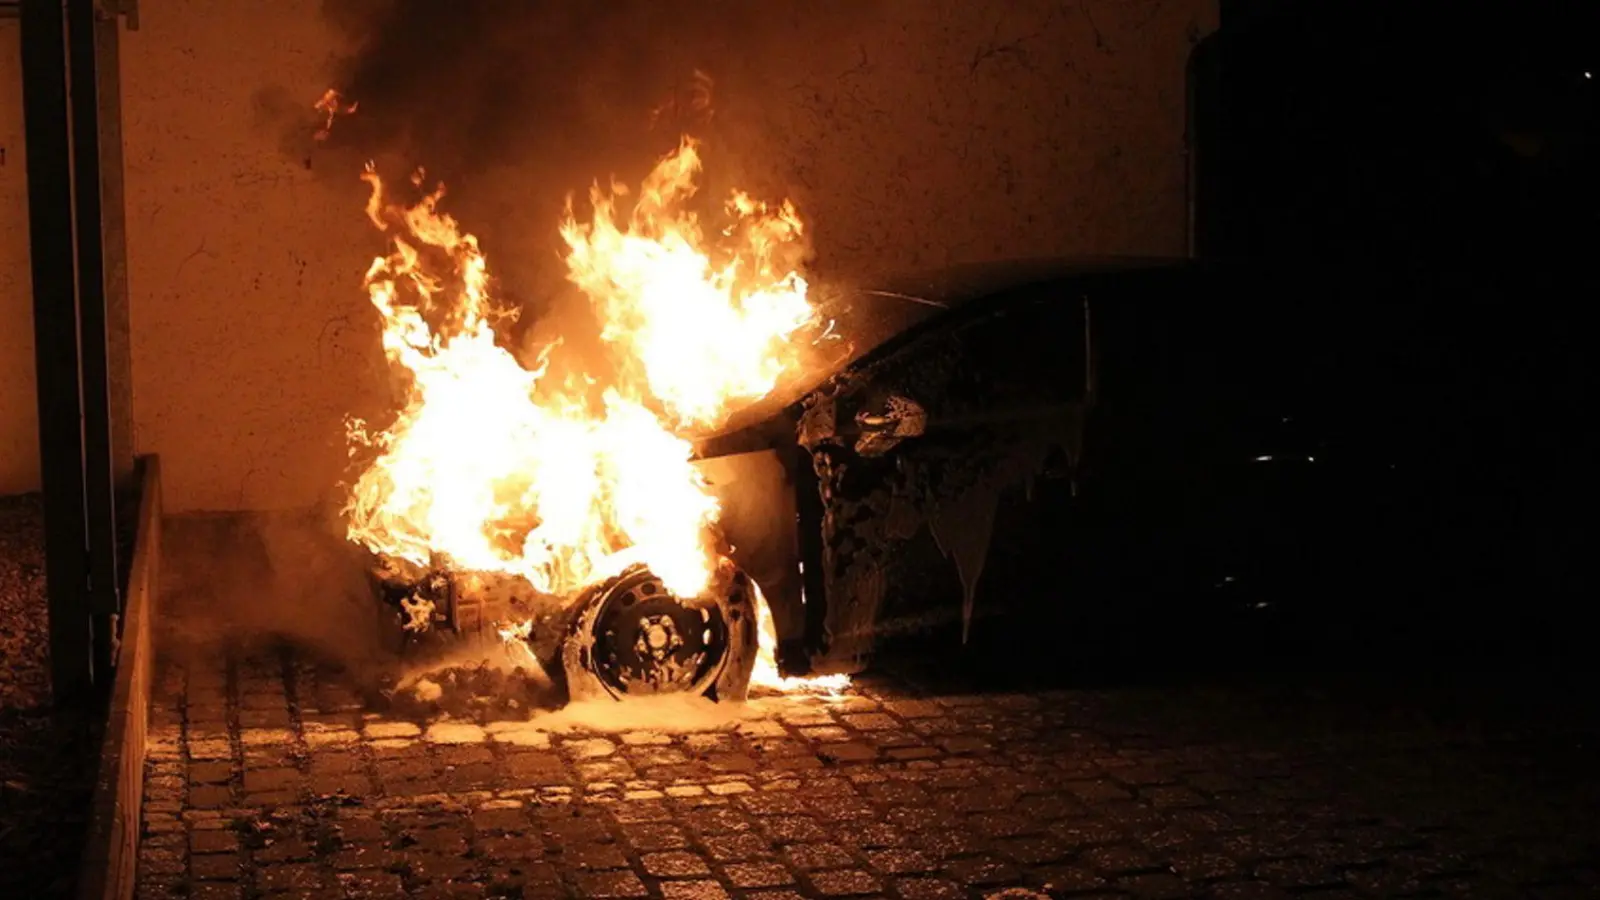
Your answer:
564,737 -> 618,759
835,823 -> 911,849
239,708 -> 293,728
1032,864 -> 1107,894
255,837 -> 314,863
621,821 -> 691,851
799,726 -> 852,742
864,848 -> 934,875
189,830 -> 240,854
256,862 -> 324,892
943,854 -> 1024,886
242,790 -> 299,806
472,806 -> 529,832
808,868 -> 882,896
571,869 -> 649,898
1206,881 -> 1293,900
186,785 -> 233,809
308,752 -> 363,775
239,728 -> 294,748
818,742 -> 879,763
504,751 -> 568,783
331,842 -> 398,870
559,842 -> 631,871
242,767 -> 301,794
409,826 -> 471,856
1083,843 -> 1162,875
308,772 -> 371,796
486,721 -> 552,747
687,807 -> 756,835
724,861 -> 796,888
785,843 -> 856,871
140,848 -> 185,877
761,815 -> 828,843
364,720 -> 422,739
1114,871 -> 1193,899
188,761 -> 234,784
840,713 -> 897,731
658,880 -> 731,900
703,833 -> 777,861
641,850 -> 713,877
885,701 -> 943,719
892,877 -> 966,900
577,759 -> 635,781
477,834 -> 544,861
993,835 -> 1072,866
426,722 -> 488,744
809,796 -> 878,821
135,644 -> 1600,900
415,884 -> 486,899
408,852 -> 476,883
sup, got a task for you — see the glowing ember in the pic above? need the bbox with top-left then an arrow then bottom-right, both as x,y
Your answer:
343,133 -> 842,698
313,89 -> 357,142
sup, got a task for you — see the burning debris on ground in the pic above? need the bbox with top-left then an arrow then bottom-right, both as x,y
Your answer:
377,660 -> 558,725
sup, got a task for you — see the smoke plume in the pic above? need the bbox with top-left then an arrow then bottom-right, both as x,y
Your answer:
159,511 -> 395,681
269,0 -> 873,345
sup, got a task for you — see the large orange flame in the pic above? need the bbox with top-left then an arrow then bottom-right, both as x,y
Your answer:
561,137 -> 814,430
345,141 -> 813,608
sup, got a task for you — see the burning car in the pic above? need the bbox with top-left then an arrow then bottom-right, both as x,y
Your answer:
698,257 -> 1359,678
340,135 -> 1388,705
342,137 -> 843,704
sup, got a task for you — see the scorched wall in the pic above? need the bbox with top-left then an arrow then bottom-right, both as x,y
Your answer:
0,0 -> 1215,510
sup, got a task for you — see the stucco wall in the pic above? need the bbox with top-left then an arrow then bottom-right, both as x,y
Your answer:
0,22 -> 40,495
3,0 -> 1215,510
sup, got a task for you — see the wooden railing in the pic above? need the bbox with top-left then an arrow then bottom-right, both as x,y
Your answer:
78,455 -> 161,900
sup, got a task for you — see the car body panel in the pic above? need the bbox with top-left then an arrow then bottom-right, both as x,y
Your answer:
702,255 -> 1575,676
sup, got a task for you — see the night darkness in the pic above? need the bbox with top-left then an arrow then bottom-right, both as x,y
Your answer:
4,1 -> 1598,897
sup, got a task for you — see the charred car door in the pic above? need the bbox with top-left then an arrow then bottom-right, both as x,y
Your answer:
787,274 -> 1109,673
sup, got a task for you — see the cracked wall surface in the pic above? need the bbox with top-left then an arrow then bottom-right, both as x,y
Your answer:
0,0 -> 1215,508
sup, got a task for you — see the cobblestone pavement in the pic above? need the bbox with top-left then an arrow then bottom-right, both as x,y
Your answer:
134,640 -> 1600,900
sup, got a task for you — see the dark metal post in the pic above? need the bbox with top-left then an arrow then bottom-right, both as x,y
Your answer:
20,0 -> 94,702
96,1 -> 137,491
68,0 -> 122,677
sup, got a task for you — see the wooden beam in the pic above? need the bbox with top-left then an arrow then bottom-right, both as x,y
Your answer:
77,456 -> 161,900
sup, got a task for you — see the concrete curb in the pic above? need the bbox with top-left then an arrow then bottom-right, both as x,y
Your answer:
78,455 -> 162,900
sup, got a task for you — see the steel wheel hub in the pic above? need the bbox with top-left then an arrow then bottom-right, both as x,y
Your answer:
581,566 -> 726,698
562,561 -> 759,703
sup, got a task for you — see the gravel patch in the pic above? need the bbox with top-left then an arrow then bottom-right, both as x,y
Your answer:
0,494 -> 51,709
0,493 -> 108,897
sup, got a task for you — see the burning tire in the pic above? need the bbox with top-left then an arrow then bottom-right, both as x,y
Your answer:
561,561 -> 759,703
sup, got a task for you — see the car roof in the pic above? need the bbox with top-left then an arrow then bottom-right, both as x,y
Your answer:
853,256 -> 1192,309
703,256 -> 1196,443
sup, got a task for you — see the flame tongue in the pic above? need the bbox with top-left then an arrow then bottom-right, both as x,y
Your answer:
562,138 -> 814,431
345,140 -> 813,603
